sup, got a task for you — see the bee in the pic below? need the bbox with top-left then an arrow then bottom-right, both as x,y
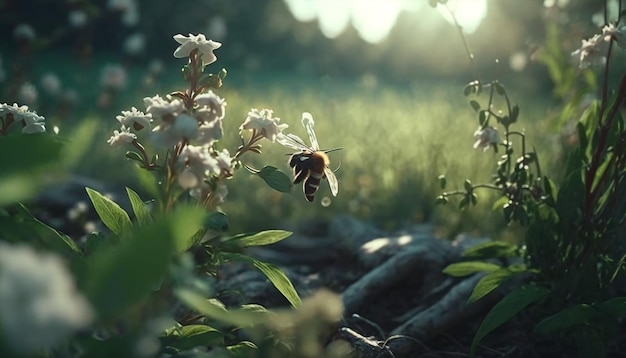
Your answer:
277,112 -> 341,202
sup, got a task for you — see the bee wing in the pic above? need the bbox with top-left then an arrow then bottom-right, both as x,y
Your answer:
276,132 -> 311,151
302,112 -> 320,151
324,167 -> 339,197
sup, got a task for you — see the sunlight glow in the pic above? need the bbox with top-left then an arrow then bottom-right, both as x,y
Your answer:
284,0 -> 488,43
436,0 -> 487,34
284,0 -> 406,43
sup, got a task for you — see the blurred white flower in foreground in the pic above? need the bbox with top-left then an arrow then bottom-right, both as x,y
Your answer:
240,108 -> 289,142
173,33 -> 221,65
0,242 -> 94,354
473,126 -> 502,152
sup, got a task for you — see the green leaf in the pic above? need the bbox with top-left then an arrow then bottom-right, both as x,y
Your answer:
438,174 -> 447,189
175,288 -> 267,327
595,297 -> 626,318
435,195 -> 448,205
443,261 -> 501,277
469,265 -> 527,303
478,110 -> 487,126
463,83 -> 473,96
492,196 -> 509,211
126,187 -> 151,226
86,187 -> 132,236
494,82 -> 505,95
224,230 -> 292,248
0,203 -> 83,267
162,324 -> 224,351
0,133 -> 65,204
125,151 -> 144,164
463,240 -> 519,259
82,207 -> 204,319
459,196 -> 469,210
221,252 -> 302,308
534,304 -> 596,334
510,105 -> 520,123
470,285 -> 549,356
469,100 -> 481,112
204,211 -> 229,232
464,179 -> 473,192
257,166 -> 292,193
227,341 -> 258,356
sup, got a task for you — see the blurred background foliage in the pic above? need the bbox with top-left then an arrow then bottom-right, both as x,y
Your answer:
0,0 -> 618,239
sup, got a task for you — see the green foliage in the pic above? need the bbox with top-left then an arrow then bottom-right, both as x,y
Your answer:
0,203 -> 84,268
468,265 -> 527,303
221,252 -> 302,308
438,2 -> 626,356
0,133 -> 65,204
470,285 -> 550,356
442,261 -> 501,277
161,324 -> 225,352
82,203 -> 205,319
257,165 -> 293,193
86,187 -> 133,236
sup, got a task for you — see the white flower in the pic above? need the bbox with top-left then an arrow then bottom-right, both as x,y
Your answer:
0,242 -> 94,354
197,119 -> 223,146
571,34 -> 608,69
602,23 -> 626,48
0,103 -> 46,133
171,113 -> 199,140
213,184 -> 228,203
107,125 -> 137,146
473,126 -> 502,152
17,82 -> 38,105
123,32 -> 145,55
143,95 -> 184,119
195,90 -> 226,123
240,108 -> 289,142
21,111 -> 46,134
116,106 -> 152,131
149,59 -> 164,75
215,149 -> 234,177
68,10 -> 88,28
100,64 -> 127,90
151,125 -> 179,148
177,145 -> 220,189
40,72 -> 62,96
0,102 -> 29,121
173,33 -> 222,65
14,23 -> 36,42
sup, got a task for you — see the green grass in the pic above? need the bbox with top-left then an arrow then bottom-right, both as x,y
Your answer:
12,51 -> 563,240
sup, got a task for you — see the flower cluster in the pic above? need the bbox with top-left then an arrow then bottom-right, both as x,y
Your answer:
0,242 -> 93,354
0,102 -> 46,135
108,34 -> 291,209
473,126 -> 502,152
572,23 -> 626,69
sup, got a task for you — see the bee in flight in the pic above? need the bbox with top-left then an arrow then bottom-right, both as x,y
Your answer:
276,112 -> 341,202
